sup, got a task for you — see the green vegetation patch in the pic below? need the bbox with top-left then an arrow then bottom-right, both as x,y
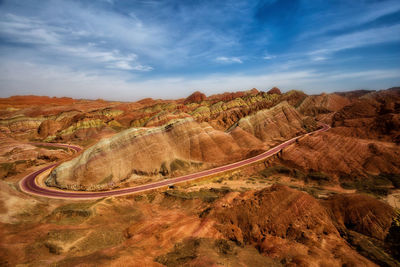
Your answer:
377,173 -> 400,188
164,188 -> 230,203
170,159 -> 190,173
155,238 -> 280,267
168,159 -> 202,173
47,229 -> 88,243
260,165 -> 331,185
72,229 -> 125,255
306,171 -> 331,183
44,229 -> 89,255
47,202 -> 95,225
259,165 -> 293,177
214,239 -> 236,255
155,238 -> 200,267
340,173 -> 399,196
146,192 -> 156,203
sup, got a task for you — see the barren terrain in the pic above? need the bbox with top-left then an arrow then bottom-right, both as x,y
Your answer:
1,87 -> 399,266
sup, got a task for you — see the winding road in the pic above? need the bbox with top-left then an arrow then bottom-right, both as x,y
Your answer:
20,123 -> 330,199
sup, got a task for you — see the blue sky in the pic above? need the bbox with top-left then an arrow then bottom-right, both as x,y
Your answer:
0,0 -> 399,100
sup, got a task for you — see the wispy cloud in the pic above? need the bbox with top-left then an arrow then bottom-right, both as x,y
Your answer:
263,55 -> 276,60
327,70 -> 400,80
309,24 -> 400,56
299,0 -> 400,40
1,59 -> 399,100
0,12 -> 154,71
312,56 -> 327,62
216,56 -> 243,64
0,14 -> 60,45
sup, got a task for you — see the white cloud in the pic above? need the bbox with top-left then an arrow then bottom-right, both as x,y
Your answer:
1,60 -> 399,101
312,56 -> 327,61
0,14 -> 60,45
216,56 -> 243,64
131,65 -> 154,71
263,55 -> 276,60
0,13 -> 153,71
0,0 -> 248,72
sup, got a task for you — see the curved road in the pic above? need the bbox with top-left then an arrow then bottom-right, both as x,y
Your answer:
20,123 -> 330,199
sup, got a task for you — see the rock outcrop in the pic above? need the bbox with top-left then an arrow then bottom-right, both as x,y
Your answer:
297,93 -> 351,116
184,91 -> 207,104
37,120 -> 62,138
332,89 -> 400,142
280,131 -> 400,178
238,101 -> 315,143
267,87 -> 282,95
211,185 -> 375,266
323,193 -> 394,240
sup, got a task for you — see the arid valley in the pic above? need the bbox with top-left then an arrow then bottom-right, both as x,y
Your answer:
1,87 -> 400,266
1,0 -> 400,266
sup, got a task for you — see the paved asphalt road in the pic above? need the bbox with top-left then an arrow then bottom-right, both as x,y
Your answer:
20,123 -> 330,199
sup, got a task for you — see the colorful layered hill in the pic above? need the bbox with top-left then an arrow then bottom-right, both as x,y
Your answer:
47,101 -> 315,190
1,87 -> 400,267
1,87 -> 399,191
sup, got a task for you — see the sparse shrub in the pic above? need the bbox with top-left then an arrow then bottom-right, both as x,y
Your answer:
259,165 -> 292,178
170,159 -> 190,173
377,173 -> 400,188
215,178 -> 223,183
199,207 -> 212,218
293,169 -> 306,179
214,239 -> 235,255
159,162 -> 169,176
302,187 -> 319,198
155,238 -> 200,266
210,186 -> 232,194
134,195 -> 144,201
48,202 -> 94,225
146,193 -> 156,203
44,242 -> 63,255
339,174 -> 393,196
307,172 -> 330,182
164,189 -> 219,203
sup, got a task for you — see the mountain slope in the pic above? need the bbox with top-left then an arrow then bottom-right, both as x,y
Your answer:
47,103 -> 315,190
